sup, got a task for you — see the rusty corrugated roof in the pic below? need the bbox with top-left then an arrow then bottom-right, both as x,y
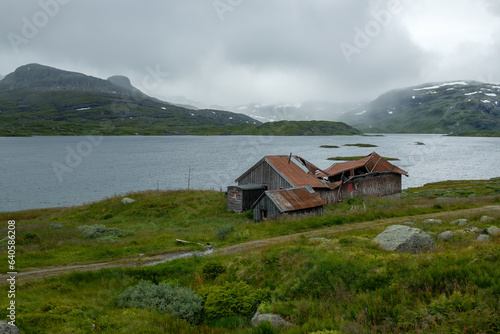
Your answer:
265,187 -> 326,212
323,152 -> 408,177
265,155 -> 329,189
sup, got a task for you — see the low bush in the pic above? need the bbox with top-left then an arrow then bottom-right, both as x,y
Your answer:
216,224 -> 235,241
202,262 -> 226,280
204,281 -> 269,319
117,281 -> 203,324
77,224 -> 131,241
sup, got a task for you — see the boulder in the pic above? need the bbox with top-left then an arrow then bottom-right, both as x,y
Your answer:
0,321 -> 21,334
450,219 -> 468,225
485,226 -> 500,236
373,225 -> 434,253
49,223 -> 64,229
121,197 -> 136,204
251,312 -> 292,330
423,219 -> 442,224
450,218 -> 468,226
477,234 -> 490,241
480,216 -> 495,223
438,231 -> 454,242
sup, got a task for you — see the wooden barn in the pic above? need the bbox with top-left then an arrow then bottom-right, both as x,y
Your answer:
229,152 -> 408,209
252,186 -> 326,222
227,184 -> 267,212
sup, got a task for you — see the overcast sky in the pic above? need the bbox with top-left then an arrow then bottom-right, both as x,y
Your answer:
1,0 -> 500,106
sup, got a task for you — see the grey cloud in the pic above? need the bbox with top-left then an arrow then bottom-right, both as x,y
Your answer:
0,0 -> 498,107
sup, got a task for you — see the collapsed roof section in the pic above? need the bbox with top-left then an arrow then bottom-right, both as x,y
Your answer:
323,152 -> 408,188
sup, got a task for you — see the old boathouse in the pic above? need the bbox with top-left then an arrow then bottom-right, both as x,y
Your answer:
227,152 -> 408,222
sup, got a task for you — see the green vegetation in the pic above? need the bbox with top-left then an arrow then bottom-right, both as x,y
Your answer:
320,145 -> 340,148
403,177 -> 500,200
343,143 -> 378,147
0,179 -> 499,333
226,120 -> 362,136
327,156 -> 399,161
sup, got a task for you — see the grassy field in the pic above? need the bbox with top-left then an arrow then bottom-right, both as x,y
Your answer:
0,179 -> 499,333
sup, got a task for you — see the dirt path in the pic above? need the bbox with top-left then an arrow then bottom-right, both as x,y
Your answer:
3,205 -> 499,283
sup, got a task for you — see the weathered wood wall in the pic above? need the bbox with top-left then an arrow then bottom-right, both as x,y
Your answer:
238,161 -> 292,190
227,186 -> 266,212
317,173 -> 402,204
253,195 -> 282,222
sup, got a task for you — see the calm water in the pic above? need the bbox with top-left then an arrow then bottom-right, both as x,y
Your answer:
1,134 -> 499,212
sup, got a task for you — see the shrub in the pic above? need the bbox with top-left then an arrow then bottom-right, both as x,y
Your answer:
23,232 -> 40,243
202,262 -> 226,280
216,224 -> 235,241
244,210 -> 254,220
204,281 -> 267,319
77,224 -> 131,241
117,281 -> 203,324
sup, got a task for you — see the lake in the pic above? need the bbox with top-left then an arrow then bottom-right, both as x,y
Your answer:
1,134 -> 499,212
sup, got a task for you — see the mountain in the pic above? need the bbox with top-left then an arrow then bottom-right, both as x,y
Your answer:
340,81 -> 500,136
0,74 -> 4,81
212,101 -> 360,123
0,64 -> 260,136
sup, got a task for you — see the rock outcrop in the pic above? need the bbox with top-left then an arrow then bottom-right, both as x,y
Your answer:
0,321 -> 21,334
438,231 -> 454,242
450,218 -> 468,226
121,197 -> 136,204
373,225 -> 434,253
480,216 -> 495,223
251,312 -> 292,330
485,226 -> 500,236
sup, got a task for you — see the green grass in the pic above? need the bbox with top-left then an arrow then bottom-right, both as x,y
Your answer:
2,196 -> 499,333
403,178 -> 500,199
1,179 -> 499,333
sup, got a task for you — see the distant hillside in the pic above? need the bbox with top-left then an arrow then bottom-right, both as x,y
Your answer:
341,81 -> 500,136
224,120 -> 362,136
0,64 -> 259,136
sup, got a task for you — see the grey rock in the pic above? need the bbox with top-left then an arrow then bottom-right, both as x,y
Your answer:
450,218 -> 468,226
438,231 -> 454,242
477,234 -> 490,241
373,225 -> 434,253
121,197 -> 136,204
423,219 -> 442,224
49,223 -> 64,229
309,237 -> 329,243
251,312 -> 292,330
460,227 -> 483,234
0,321 -> 21,334
480,216 -> 495,223
485,226 -> 500,236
